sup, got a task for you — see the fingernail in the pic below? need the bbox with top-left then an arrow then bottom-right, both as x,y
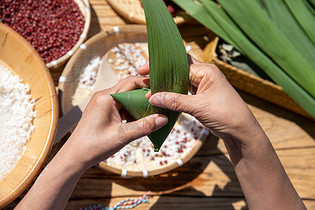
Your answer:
138,64 -> 145,71
145,92 -> 150,99
155,115 -> 168,128
149,94 -> 165,107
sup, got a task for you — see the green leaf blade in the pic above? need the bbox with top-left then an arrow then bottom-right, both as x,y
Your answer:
142,0 -> 189,95
218,0 -> 315,99
262,0 -> 315,70
285,0 -> 315,44
174,0 -> 315,118
112,0 -> 189,151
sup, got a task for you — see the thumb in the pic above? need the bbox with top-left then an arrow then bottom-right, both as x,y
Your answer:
123,114 -> 168,141
149,92 -> 196,114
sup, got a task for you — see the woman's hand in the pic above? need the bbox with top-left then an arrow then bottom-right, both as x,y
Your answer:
68,76 -> 168,168
138,56 -> 305,210
138,56 -> 262,149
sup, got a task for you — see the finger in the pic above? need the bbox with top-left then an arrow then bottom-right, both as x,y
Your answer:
189,63 -> 217,88
149,92 -> 196,114
189,64 -> 204,88
188,54 -> 202,65
110,76 -> 150,93
138,61 -> 150,75
145,90 -> 152,99
123,114 -> 168,140
189,84 -> 198,95
138,55 -> 203,96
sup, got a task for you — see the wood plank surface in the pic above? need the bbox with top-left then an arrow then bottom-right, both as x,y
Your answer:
4,0 -> 315,209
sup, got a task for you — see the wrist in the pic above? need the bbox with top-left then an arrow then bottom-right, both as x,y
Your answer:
59,137 -> 93,172
228,107 -> 265,146
65,134 -> 119,170
222,120 -> 269,166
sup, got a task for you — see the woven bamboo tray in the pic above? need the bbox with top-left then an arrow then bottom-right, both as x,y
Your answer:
108,0 -> 188,25
203,37 -> 313,119
0,23 -> 58,208
59,25 -> 208,177
46,0 -> 91,70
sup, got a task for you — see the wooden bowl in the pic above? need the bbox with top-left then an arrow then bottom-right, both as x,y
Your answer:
203,36 -> 313,119
46,0 -> 91,70
108,0 -> 189,25
59,25 -> 208,177
0,23 -> 58,208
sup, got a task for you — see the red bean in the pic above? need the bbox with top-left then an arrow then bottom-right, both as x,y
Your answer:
0,0 -> 85,63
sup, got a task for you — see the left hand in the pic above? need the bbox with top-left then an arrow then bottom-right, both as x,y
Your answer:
68,76 -> 168,168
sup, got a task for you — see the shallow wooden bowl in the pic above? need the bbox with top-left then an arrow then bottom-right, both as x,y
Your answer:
59,25 -> 208,177
46,0 -> 91,70
0,23 -> 58,208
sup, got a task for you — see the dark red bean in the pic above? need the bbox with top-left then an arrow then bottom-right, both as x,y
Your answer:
0,0 -> 85,63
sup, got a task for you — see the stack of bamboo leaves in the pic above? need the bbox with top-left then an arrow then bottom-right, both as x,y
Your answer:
173,0 -> 315,118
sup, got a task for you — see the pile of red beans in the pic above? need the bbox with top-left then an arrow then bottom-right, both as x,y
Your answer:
0,0 -> 85,63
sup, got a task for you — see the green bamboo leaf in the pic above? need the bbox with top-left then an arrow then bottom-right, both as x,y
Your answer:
111,88 -> 151,120
171,0 -> 235,45
305,0 -> 315,15
255,0 -> 266,8
174,0 -> 315,118
285,0 -> 315,44
261,0 -> 315,70
111,0 -> 189,151
218,0 -> 315,98
309,0 -> 315,8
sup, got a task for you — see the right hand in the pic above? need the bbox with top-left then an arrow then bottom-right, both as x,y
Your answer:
138,56 -> 264,148
139,56 -> 306,210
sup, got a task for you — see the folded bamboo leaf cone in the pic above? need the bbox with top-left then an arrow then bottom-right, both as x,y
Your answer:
111,0 -> 189,151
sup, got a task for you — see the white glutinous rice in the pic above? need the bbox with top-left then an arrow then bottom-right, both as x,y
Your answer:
105,115 -> 204,170
78,57 -> 101,91
0,62 -> 36,180
110,43 -> 148,80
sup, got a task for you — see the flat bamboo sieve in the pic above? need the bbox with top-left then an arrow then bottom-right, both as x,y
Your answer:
59,25 -> 209,177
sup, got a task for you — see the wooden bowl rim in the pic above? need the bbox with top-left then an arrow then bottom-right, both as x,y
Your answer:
0,23 -> 59,208
59,25 -> 208,177
46,0 -> 91,69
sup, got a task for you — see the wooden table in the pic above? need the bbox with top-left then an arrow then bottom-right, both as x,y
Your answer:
6,1 -> 315,209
